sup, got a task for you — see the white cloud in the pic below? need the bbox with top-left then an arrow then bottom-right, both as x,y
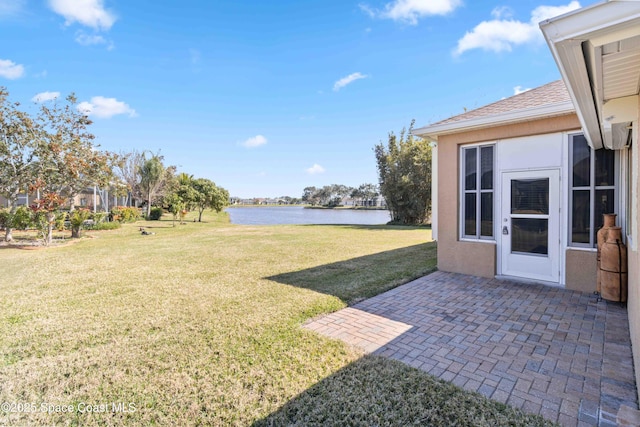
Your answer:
513,86 -> 531,95
531,3 -> 582,24
32,91 -> 60,103
454,1 -> 581,56
0,59 -> 24,79
333,72 -> 368,92
306,164 -> 325,175
360,0 -> 461,25
77,96 -> 137,118
48,0 -> 116,31
491,6 -> 514,20
75,30 -> 105,45
241,135 -> 268,148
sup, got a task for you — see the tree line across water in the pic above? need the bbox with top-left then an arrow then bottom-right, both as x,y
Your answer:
304,120 -> 433,224
301,183 -> 380,208
0,88 -> 229,245
1,84 -> 433,245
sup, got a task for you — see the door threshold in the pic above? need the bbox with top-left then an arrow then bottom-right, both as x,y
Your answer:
495,275 -> 564,289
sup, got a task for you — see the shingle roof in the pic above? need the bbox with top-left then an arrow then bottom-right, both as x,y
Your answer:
429,80 -> 572,127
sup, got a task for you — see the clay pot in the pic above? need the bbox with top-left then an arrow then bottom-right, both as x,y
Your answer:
600,227 -> 628,303
596,214 -> 617,294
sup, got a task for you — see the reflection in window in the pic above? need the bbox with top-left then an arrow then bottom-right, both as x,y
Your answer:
573,134 -> 590,187
461,144 -> 494,239
569,134 -> 617,247
481,146 -> 494,190
465,149 -> 476,191
481,192 -> 493,237
465,193 -> 476,236
511,179 -> 549,215
512,218 -> 548,255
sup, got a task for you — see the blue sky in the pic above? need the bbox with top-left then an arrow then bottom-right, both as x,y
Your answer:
1,0 -> 595,198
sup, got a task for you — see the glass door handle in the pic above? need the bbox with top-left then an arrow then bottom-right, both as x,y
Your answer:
502,226 -> 509,235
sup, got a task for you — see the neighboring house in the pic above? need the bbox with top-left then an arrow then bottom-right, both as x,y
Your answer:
0,191 -> 34,208
414,0 -> 640,401
1,185 -> 128,212
341,197 -> 357,207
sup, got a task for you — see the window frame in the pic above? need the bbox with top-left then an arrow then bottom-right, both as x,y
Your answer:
460,143 -> 495,241
568,133 -> 618,248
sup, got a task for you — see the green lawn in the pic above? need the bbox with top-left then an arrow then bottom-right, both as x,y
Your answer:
0,213 -> 555,426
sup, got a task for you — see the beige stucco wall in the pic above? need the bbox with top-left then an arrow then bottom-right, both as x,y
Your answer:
627,95 -> 640,402
629,248 -> 639,402
435,114 -> 581,279
564,249 -> 597,292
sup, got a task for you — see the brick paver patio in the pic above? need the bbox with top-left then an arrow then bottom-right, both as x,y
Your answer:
304,271 -> 637,426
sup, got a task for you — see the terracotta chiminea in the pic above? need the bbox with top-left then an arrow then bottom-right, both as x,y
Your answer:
596,214 -> 617,295
599,226 -> 628,303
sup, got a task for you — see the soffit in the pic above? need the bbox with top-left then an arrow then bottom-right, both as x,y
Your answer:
541,0 -> 640,150
601,35 -> 640,101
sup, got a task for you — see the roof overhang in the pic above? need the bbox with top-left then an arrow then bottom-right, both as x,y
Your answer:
413,101 -> 575,142
540,0 -> 640,150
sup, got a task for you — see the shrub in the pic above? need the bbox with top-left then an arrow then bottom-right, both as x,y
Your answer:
110,206 -> 141,223
122,206 -> 141,222
31,211 -> 66,243
92,212 -> 107,224
12,207 -> 32,230
90,221 -> 121,231
69,209 -> 92,238
0,209 -> 9,229
0,207 -> 32,230
148,207 -> 163,220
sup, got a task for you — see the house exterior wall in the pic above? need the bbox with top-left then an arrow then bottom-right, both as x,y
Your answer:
436,114 -> 581,280
627,95 -> 640,401
565,249 -> 597,292
437,131 -> 496,277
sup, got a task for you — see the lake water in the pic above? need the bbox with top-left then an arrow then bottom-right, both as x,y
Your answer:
226,206 -> 391,225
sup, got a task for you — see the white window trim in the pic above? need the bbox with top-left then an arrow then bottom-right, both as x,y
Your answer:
459,143 -> 496,241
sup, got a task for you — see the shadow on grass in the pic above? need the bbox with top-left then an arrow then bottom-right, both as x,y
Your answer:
138,223 -> 175,229
297,223 -> 431,231
253,355 -> 555,427
266,242 -> 437,305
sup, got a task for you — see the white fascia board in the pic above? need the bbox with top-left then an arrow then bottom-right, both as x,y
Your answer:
540,1 -> 640,45
540,0 -> 640,150
412,102 -> 575,141
546,38 -> 605,149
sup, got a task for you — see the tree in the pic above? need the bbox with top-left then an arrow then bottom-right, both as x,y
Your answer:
36,93 -> 113,212
69,208 -> 91,238
29,187 -> 66,245
358,183 -> 379,206
163,192 -> 184,227
329,184 -> 352,207
191,178 -> 229,222
139,153 -> 169,218
302,186 -> 320,206
114,150 -> 144,207
173,173 -> 198,223
374,120 -> 432,224
0,88 -> 40,241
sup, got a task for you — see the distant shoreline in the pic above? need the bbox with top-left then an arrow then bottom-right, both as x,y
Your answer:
227,205 -> 387,211
304,206 -> 387,211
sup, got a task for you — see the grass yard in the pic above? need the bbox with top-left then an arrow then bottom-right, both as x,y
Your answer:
0,212 -> 555,426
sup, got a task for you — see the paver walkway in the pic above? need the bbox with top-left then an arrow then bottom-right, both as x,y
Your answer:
304,271 -> 637,426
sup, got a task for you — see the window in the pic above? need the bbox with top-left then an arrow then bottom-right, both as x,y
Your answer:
569,134 -> 616,247
461,144 -> 494,239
